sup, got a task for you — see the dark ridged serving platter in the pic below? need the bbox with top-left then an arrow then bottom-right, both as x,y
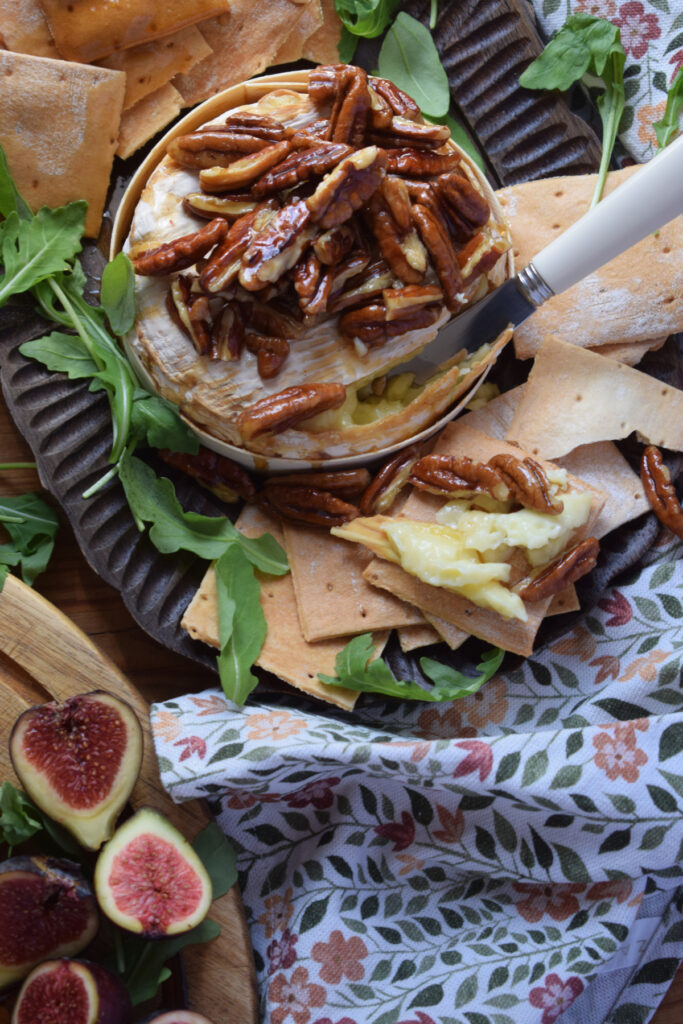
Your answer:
0,0 -> 664,690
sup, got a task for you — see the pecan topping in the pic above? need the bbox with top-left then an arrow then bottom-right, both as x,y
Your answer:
241,300 -> 302,340
641,445 -> 683,538
252,142 -> 353,197
383,284 -> 444,320
168,277 -> 214,355
245,331 -> 290,379
238,383 -> 346,441
306,147 -> 387,229
487,454 -> 564,514
213,302 -> 244,360
437,172 -> 490,243
411,203 -> 463,312
369,116 -> 451,150
199,203 -> 277,293
199,140 -> 291,192
132,218 -> 227,276
329,66 -> 371,146
409,455 -> 508,501
159,447 -> 256,503
364,184 -> 427,284
293,251 -> 334,316
369,76 -> 421,121
360,444 -> 421,515
368,86 -> 394,131
312,224 -> 355,265
518,538 -> 600,602
327,255 -> 392,314
182,192 -> 258,221
308,64 -> 349,104
223,111 -> 290,140
385,148 -> 462,177
168,130 -> 269,168
259,483 -> 359,528
270,468 -> 371,498
339,302 -> 440,347
239,200 -> 315,290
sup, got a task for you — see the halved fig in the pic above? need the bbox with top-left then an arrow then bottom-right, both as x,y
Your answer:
0,856 -> 98,990
144,1014 -> 217,1024
94,809 -> 212,938
10,690 -> 143,851
11,959 -> 132,1024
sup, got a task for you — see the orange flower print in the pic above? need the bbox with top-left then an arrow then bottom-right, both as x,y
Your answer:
152,710 -> 182,742
433,804 -> 465,844
513,882 -> 585,922
462,678 -> 508,729
587,879 -> 633,904
415,704 -> 475,739
576,0 -> 616,15
190,693 -> 230,715
270,967 -> 326,1024
247,710 -> 307,742
619,648 -> 668,682
637,102 -> 666,148
551,625 -> 597,663
259,888 -> 294,939
311,930 -> 368,984
593,722 -> 648,782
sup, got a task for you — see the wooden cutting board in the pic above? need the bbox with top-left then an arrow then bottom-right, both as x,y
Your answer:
0,573 -> 258,1024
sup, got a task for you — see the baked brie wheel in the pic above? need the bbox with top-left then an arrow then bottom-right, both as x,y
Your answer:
122,66 -> 513,464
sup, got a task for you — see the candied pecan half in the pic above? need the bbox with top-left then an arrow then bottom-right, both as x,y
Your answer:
437,172 -> 490,243
199,203 -> 277,293
312,224 -> 355,265
339,302 -> 440,347
241,300 -> 302,339
293,251 -> 334,316
368,116 -> 451,150
487,454 -> 564,514
368,85 -> 393,131
269,468 -> 370,498
259,483 -> 359,528
239,200 -> 315,290
383,284 -> 443,320
245,331 -> 290,379
160,447 -> 256,503
360,444 -> 421,515
168,129 -> 269,166
411,203 -> 463,313
213,302 -> 244,360
199,140 -> 291,192
518,537 -> 600,602
223,111 -> 289,140
369,76 -> 421,121
364,185 -> 427,284
183,192 -> 258,221
327,255 -> 392,314
132,218 -> 227,276
238,383 -> 346,440
409,455 -> 508,500
641,445 -> 683,538
252,142 -> 353,197
308,64 -> 350,104
306,147 -> 387,229
385,148 -> 462,177
329,66 -> 371,146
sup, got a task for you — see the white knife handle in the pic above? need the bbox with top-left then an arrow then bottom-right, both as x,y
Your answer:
530,132 -> 683,297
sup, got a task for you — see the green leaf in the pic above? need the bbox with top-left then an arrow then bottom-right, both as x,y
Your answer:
647,784 -> 677,813
0,202 -> 86,306
129,393 -> 199,453
0,782 -> 42,848
607,793 -> 636,814
192,822 -> 237,898
300,895 -> 331,932
554,842 -> 591,882
111,919 -> 221,1006
100,252 -> 136,335
20,331 -> 99,380
318,632 -> 503,700
640,825 -> 668,850
0,492 -> 59,586
495,751 -> 520,783
215,545 -> 266,707
337,25 -> 358,62
334,0 -> 400,38
378,12 -> 450,118
660,721 -> 683,761
455,974 -> 478,1008
0,144 -> 33,221
521,749 -> 549,787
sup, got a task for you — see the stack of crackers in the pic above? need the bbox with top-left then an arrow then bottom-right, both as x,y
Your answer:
181,168 -> 683,711
0,0 -> 341,235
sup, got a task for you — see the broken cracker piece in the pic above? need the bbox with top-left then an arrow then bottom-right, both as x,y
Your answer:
99,25 -> 211,110
302,0 -> 343,63
116,82 -> 184,160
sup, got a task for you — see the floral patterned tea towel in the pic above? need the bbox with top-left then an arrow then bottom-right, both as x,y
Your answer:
152,533 -> 683,1024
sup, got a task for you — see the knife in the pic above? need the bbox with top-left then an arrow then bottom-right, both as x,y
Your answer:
402,131 -> 683,383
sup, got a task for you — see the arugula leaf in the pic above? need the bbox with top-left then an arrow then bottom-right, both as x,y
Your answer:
110,919 -> 221,1006
0,202 -> 86,306
334,0 -> 400,38
519,15 -> 625,206
0,147 -> 32,222
654,67 -> 683,149
100,252 -> 136,336
129,392 -> 199,453
319,633 -> 504,701
429,0 -> 438,30
20,331 -> 100,381
338,24 -> 359,62
192,822 -> 237,899
0,492 -> 59,587
378,12 -> 450,119
215,544 -> 267,706
0,782 -> 42,850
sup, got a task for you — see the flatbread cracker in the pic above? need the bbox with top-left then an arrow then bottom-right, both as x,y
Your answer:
116,82 -> 183,160
173,0 -> 312,106
0,52 -> 124,237
37,0 -> 230,63
506,336 -> 683,458
496,167 -> 683,359
272,0 -> 323,66
283,520 -> 425,642
587,337 -> 667,367
0,0 -> 58,57
302,0 -> 343,63
181,505 -> 370,711
99,26 -> 211,110
362,424 -> 606,657
398,623 -> 442,652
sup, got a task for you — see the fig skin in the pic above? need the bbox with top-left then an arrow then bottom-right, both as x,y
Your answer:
94,808 -> 212,939
143,1014 -> 217,1024
10,690 -> 143,851
0,856 -> 98,991
11,958 -> 132,1024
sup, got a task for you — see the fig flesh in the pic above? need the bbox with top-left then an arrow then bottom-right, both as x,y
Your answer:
94,808 -> 212,938
144,1014 -> 217,1024
11,958 -> 132,1024
10,690 -> 143,851
0,856 -> 98,990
